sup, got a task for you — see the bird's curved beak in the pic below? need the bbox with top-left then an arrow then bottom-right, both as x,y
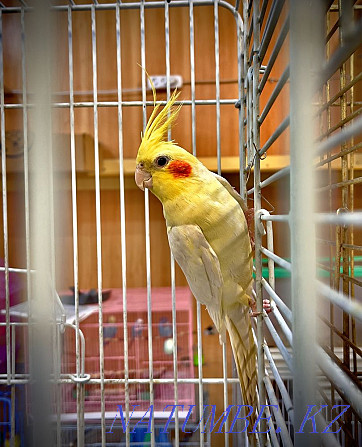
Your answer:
135,164 -> 153,191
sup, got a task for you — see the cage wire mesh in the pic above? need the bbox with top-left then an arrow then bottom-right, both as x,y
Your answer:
0,0 -> 361,446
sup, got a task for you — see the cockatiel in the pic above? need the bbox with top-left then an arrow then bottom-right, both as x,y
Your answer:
135,89 -> 258,436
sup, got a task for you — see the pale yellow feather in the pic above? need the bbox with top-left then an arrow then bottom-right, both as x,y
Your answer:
137,85 -> 182,162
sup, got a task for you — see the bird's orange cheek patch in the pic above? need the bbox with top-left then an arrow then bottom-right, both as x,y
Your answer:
168,160 -> 192,178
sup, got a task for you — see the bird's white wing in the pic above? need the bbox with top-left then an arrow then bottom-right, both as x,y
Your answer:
168,225 -> 224,335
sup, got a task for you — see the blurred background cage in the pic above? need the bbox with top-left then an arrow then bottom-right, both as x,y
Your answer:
60,287 -> 194,415
0,0 -> 361,446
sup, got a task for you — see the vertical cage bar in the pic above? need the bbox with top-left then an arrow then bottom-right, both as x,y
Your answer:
165,2 -> 180,442
170,253 -> 179,441
237,15 -> 245,199
165,1 -> 171,117
196,301 -> 204,446
289,1 -> 323,445
115,4 -> 130,446
246,68 -> 253,168
68,6 -> 85,446
243,1 -> 250,169
11,325 -> 15,379
140,2 -> 155,444
188,2 -> 203,443
243,3 -> 252,441
339,4 -> 350,365
252,0 -> 267,442
55,322 -> 61,447
222,344 -> 229,447
214,1 -> 229,444
349,57 -> 357,425
0,9 -> 11,386
91,6 -> 105,446
189,0 -> 196,156
339,2 -> 353,441
10,377 -> 15,447
325,9 -> 336,420
11,325 -> 15,447
214,0 -> 221,175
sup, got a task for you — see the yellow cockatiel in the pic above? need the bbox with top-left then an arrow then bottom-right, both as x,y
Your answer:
135,89 -> 257,433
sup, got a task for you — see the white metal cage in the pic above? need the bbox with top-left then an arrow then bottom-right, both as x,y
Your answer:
0,0 -> 361,446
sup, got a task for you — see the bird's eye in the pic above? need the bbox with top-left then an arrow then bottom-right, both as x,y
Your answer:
155,156 -> 169,167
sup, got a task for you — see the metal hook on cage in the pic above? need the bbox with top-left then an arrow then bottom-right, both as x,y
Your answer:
70,374 -> 91,384
66,323 -> 91,384
255,209 -> 268,237
244,142 -> 268,185
336,207 -> 350,230
253,141 -> 267,161
244,142 -> 274,214
59,315 -> 66,335
244,155 -> 255,185
244,142 -> 266,183
54,290 -> 67,334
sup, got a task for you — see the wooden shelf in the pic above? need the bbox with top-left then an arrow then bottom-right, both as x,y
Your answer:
3,144 -> 361,192
101,152 -> 362,176
101,155 -> 293,177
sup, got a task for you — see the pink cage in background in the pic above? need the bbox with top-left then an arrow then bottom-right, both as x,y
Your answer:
61,287 -> 195,417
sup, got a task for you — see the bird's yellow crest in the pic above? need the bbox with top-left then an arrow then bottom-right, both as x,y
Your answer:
137,80 -> 182,160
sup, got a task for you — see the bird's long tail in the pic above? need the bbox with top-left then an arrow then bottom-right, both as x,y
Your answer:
225,302 -> 258,445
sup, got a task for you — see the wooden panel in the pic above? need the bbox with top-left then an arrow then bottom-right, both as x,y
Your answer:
2,3 -> 293,165
258,2 -> 290,155
51,183 -> 189,290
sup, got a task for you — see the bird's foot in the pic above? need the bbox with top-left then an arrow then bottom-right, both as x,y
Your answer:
250,299 -> 273,317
